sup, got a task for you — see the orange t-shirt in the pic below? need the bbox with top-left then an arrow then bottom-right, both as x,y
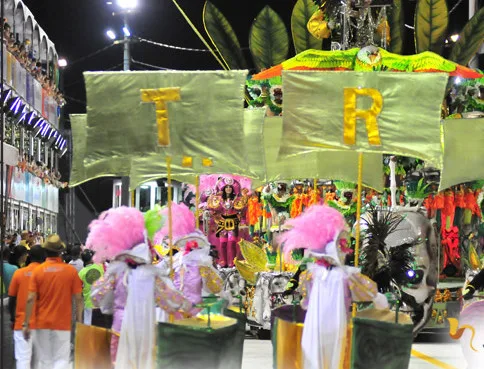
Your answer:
29,257 -> 83,331
8,262 -> 41,330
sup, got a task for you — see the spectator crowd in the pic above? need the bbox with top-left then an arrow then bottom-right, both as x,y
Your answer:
2,18 -> 66,106
2,231 -> 108,369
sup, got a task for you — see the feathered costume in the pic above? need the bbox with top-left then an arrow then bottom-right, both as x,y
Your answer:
87,207 -> 194,369
207,177 -> 249,267
155,203 -> 223,319
359,208 -> 414,293
280,205 -> 388,369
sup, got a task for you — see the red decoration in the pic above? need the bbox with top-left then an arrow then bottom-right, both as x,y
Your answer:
184,240 -> 199,255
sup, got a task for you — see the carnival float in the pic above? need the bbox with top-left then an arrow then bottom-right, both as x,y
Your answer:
69,0 -> 484,368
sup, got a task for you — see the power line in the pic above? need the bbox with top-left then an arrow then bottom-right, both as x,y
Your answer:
66,43 -> 118,67
63,63 -> 124,88
131,59 -> 176,70
448,0 -> 465,14
64,95 -> 86,105
138,37 -> 212,52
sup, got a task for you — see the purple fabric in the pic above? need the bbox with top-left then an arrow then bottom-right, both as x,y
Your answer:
112,275 -> 128,333
173,265 -> 203,305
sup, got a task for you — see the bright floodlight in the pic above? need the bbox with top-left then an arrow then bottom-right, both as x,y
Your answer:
123,27 -> 131,37
58,58 -> 68,68
106,29 -> 117,40
117,0 -> 138,9
450,34 -> 459,42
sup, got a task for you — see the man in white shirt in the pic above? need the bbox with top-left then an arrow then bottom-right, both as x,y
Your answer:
68,245 -> 83,272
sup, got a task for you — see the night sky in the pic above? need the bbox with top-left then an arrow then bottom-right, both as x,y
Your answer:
22,0 -> 473,116
19,0 -> 478,237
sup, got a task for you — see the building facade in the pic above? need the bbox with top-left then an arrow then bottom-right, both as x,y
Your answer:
2,0 -> 66,236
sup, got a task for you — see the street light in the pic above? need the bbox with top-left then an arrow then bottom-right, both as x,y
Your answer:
116,0 -> 138,10
58,58 -> 68,68
450,34 -> 459,43
106,29 -> 117,40
123,27 -> 131,37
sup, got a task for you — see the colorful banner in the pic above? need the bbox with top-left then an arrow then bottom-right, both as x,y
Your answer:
32,176 -> 42,207
16,65 -> 26,97
9,54 -> 16,87
2,46 -> 6,81
440,118 -> 484,190
11,168 -> 26,202
280,71 -> 448,168
83,71 -> 249,173
33,79 -> 43,113
26,74 -> 34,105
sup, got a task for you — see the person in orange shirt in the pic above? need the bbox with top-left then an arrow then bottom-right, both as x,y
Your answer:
8,245 -> 46,369
23,234 -> 84,369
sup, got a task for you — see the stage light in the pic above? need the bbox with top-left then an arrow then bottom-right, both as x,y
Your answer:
406,270 -> 416,278
33,120 -> 49,138
106,29 -> 117,40
15,105 -> 29,125
117,0 -> 138,10
0,89 -> 12,105
5,97 -> 24,119
123,26 -> 131,37
46,130 -> 59,148
21,111 -> 37,129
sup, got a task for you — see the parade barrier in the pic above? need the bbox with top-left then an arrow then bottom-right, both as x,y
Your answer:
156,315 -> 243,369
272,306 -> 413,369
74,323 -> 112,369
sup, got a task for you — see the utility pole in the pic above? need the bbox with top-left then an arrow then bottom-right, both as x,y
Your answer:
123,14 -> 131,71
120,12 -> 131,206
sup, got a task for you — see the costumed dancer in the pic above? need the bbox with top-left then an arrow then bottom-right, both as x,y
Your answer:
280,205 -> 388,369
86,207 -> 195,368
262,182 -> 294,242
326,181 -> 358,227
207,177 -> 248,268
154,203 -> 224,318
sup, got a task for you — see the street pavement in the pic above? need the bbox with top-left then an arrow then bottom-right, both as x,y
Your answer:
242,339 -> 466,369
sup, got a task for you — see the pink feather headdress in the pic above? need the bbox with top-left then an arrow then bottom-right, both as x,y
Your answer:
280,205 -> 348,260
86,206 -> 146,263
154,203 -> 197,245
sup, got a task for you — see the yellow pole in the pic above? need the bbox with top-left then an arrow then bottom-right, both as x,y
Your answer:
171,0 -> 227,70
348,152 -> 363,369
353,152 -> 363,270
167,156 -> 174,278
195,175 -> 200,229
167,156 -> 175,323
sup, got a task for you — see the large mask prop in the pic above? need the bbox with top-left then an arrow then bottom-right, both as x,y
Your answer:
360,209 -> 439,334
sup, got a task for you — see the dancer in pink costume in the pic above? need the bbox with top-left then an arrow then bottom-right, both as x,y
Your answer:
154,203 -> 223,318
207,177 -> 248,268
86,207 -> 194,368
281,205 -> 388,369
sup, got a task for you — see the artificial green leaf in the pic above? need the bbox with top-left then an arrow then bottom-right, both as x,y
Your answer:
291,0 -> 322,54
249,6 -> 290,71
203,1 -> 247,69
449,7 -> 484,66
414,0 -> 448,54
388,0 -> 404,54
